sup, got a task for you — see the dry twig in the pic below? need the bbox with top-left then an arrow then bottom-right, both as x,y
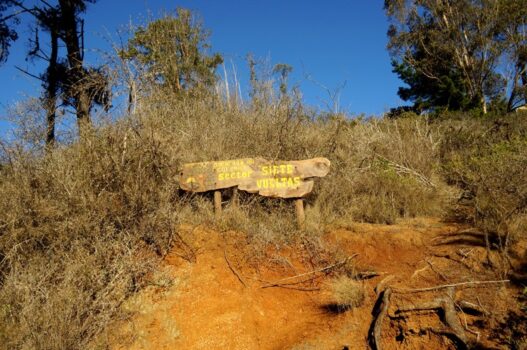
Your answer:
224,249 -> 246,287
260,254 -> 358,288
392,279 -> 509,294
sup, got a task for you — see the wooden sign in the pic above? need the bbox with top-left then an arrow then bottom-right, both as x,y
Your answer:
179,157 -> 330,199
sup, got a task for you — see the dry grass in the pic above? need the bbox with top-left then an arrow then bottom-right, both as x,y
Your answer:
327,276 -> 365,311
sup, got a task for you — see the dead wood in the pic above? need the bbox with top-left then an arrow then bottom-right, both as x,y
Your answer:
373,153 -> 436,188
368,287 -> 392,350
374,275 -> 395,295
456,301 -> 489,316
392,279 -> 509,294
269,285 -> 320,291
433,252 -> 473,270
168,228 -> 197,262
356,271 -> 380,280
411,265 -> 429,279
260,254 -> 357,288
259,276 -> 319,289
392,296 -> 468,348
426,258 -> 448,281
224,249 -> 246,287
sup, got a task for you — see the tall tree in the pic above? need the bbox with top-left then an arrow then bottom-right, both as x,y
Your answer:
0,0 -> 18,64
121,8 -> 222,96
498,0 -> 527,111
3,1 -> 61,146
57,0 -> 96,134
384,0 -> 521,113
29,6 -> 61,147
8,0 -> 109,144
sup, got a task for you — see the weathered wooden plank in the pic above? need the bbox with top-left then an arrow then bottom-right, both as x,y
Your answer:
179,157 -> 330,199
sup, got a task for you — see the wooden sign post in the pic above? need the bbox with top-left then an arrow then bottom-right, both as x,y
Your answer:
214,190 -> 222,219
295,198 -> 305,230
179,157 -> 330,228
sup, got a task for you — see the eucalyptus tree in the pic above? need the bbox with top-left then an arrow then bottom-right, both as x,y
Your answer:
385,0 -> 526,113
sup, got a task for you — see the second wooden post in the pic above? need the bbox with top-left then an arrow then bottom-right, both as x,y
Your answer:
214,190 -> 222,220
295,198 -> 305,230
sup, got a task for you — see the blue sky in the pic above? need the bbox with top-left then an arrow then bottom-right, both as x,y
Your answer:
0,0 -> 404,134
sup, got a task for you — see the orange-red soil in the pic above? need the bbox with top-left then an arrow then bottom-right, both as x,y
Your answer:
110,218 -> 524,350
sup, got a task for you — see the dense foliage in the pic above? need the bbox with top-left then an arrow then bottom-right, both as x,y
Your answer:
385,0 -> 527,113
120,8 -> 223,95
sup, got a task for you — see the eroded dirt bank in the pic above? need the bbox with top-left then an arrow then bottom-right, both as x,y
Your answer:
109,218 -> 525,349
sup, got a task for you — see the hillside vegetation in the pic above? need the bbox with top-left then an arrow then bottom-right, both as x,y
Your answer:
0,2 -> 525,349
1,87 -> 526,348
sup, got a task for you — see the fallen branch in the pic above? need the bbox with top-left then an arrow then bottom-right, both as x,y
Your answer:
392,279 -> 509,294
411,265 -> 429,279
224,249 -> 246,287
426,258 -> 448,281
169,226 -> 197,262
261,254 -> 358,288
269,285 -> 320,291
259,275 -> 319,289
433,252 -> 472,270
368,287 -> 392,350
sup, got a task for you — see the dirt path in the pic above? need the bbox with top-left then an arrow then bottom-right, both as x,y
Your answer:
109,218 -> 521,349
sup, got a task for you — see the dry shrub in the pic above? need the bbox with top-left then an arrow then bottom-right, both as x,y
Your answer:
314,115 -> 452,224
440,113 -> 527,250
0,118 -> 187,349
328,276 -> 365,310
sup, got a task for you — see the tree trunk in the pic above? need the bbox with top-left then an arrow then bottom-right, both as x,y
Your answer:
482,96 -> 487,114
521,66 -> 527,106
507,60 -> 526,112
58,0 -> 91,135
44,30 -> 59,149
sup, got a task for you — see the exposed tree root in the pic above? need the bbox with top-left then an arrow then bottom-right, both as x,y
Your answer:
389,286 -> 494,349
433,252 -> 473,270
368,277 -> 499,349
368,287 -> 392,350
374,275 -> 394,295
395,291 -> 467,344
